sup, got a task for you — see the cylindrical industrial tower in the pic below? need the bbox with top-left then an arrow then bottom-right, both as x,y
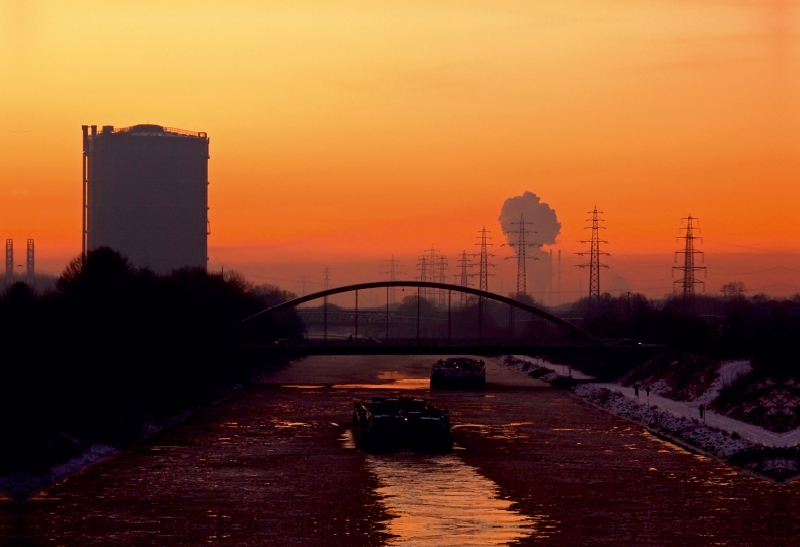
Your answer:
82,124 -> 210,274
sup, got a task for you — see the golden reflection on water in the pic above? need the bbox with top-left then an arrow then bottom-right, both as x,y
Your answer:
334,378 -> 431,390
368,454 -> 542,546
339,425 -> 545,547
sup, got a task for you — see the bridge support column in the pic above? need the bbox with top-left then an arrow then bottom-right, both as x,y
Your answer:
543,313 -> 547,342
416,286 -> 420,343
448,290 -> 451,344
385,286 -> 389,342
509,303 -> 513,342
478,296 -> 483,341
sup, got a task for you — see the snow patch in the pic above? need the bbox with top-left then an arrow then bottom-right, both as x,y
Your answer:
0,444 -> 116,499
503,355 -> 800,482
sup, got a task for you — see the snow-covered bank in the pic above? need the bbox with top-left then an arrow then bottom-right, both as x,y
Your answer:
0,409 -> 194,501
0,445 -> 117,500
505,356 -> 800,483
598,383 -> 800,448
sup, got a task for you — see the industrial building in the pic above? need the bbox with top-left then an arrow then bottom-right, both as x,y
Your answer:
3,238 -> 34,288
82,124 -> 210,274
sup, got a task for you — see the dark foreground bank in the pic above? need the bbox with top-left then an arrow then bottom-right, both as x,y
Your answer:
0,248 -> 302,498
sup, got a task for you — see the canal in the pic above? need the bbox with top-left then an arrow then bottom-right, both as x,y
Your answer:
2,356 -> 797,546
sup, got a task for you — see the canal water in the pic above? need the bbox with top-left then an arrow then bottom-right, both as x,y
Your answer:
2,355 -> 798,546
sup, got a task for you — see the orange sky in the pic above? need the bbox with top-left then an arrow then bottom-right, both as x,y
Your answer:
1,0 -> 798,299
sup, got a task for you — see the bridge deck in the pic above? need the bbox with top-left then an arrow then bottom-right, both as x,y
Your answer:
239,344 -> 665,358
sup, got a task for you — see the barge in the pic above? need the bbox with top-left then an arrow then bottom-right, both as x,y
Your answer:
351,396 -> 452,452
430,357 -> 486,389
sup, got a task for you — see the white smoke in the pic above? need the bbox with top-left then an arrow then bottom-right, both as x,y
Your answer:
498,192 -> 561,297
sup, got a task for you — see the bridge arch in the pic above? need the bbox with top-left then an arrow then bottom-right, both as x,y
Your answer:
233,281 -> 604,345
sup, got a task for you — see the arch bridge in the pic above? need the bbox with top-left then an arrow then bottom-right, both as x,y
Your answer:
231,281 -> 665,380
235,281 -> 594,339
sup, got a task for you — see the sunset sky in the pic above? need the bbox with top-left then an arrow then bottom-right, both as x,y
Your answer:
1,0 -> 798,301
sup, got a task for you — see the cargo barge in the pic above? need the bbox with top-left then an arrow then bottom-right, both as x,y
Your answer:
430,357 -> 486,389
351,396 -> 452,452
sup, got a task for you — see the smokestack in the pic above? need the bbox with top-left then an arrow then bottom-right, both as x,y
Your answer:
5,239 -> 12,287
26,239 -> 34,288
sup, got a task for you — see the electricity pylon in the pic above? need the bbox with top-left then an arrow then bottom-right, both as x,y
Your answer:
472,227 -> 495,292
673,214 -> 706,298
436,255 -> 449,307
501,213 -> 541,297
576,207 -> 609,302
380,255 -> 405,304
456,251 -> 475,306
416,254 -> 429,303
472,227 -> 495,340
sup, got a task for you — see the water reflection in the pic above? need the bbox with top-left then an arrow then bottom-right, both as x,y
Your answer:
333,378 -> 431,390
357,440 -> 544,546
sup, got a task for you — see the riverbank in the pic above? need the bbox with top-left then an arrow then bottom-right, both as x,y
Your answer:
507,355 -> 800,483
0,360 -> 294,502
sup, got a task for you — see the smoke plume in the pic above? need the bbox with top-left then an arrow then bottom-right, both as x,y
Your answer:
498,191 -> 560,245
498,192 -> 561,297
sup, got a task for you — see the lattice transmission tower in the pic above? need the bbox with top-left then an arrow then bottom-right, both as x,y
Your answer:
427,245 -> 442,304
576,207 -> 609,302
436,255 -> 449,307
472,227 -> 495,292
501,213 -> 541,297
455,251 -> 475,306
416,254 -> 429,302
380,255 -> 405,304
300,275 -> 308,297
673,214 -> 706,298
